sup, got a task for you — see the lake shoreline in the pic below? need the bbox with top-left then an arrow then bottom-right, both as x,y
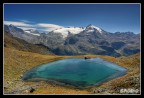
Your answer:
22,58 -> 127,89
4,48 -> 140,94
22,58 -> 128,90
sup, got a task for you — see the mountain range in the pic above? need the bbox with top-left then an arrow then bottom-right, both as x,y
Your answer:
4,24 -> 140,57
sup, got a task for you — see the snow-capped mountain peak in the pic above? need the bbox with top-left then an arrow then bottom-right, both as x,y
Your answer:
86,24 -> 102,33
52,27 -> 85,38
51,24 -> 103,38
6,24 -> 104,38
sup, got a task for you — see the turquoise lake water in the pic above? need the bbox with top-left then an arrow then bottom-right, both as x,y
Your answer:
22,58 -> 127,88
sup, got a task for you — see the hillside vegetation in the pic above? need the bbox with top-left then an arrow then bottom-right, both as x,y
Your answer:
4,47 -> 140,94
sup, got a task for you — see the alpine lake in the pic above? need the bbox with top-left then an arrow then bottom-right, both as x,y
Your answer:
22,58 -> 127,88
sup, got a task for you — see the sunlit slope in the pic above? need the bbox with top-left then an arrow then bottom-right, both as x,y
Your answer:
4,47 -> 140,94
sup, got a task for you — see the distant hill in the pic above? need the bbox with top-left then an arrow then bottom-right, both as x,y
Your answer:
4,31 -> 54,55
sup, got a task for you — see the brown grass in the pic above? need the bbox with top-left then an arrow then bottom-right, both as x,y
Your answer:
4,47 -> 140,94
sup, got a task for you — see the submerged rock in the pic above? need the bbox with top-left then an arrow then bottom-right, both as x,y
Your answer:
84,57 -> 90,59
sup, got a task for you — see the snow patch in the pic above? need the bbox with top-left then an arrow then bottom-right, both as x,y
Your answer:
53,27 -> 84,38
25,31 -> 40,36
94,26 -> 102,33
86,29 -> 94,33
86,25 -> 102,33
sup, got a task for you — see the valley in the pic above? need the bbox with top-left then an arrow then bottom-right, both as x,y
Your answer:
4,3 -> 140,95
4,24 -> 140,94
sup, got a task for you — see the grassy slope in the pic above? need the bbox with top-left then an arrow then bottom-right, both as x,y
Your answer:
4,48 -> 89,94
4,47 -> 140,94
90,53 -> 140,94
4,32 -> 54,55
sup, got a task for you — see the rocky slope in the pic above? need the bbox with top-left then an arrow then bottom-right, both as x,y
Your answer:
4,24 -> 140,57
4,31 -> 54,55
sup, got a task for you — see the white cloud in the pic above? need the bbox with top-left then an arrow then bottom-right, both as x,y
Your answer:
18,27 -> 36,30
4,20 -> 65,32
20,20 -> 31,23
37,23 -> 64,31
4,21 -> 32,27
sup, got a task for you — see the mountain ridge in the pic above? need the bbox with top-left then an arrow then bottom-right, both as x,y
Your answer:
4,31 -> 54,55
4,24 -> 140,57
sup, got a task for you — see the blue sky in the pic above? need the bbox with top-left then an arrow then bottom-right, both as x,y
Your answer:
4,4 -> 140,33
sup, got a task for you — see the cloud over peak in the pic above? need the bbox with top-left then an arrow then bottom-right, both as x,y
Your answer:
4,20 -> 65,32
4,21 -> 32,27
37,23 -> 64,31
